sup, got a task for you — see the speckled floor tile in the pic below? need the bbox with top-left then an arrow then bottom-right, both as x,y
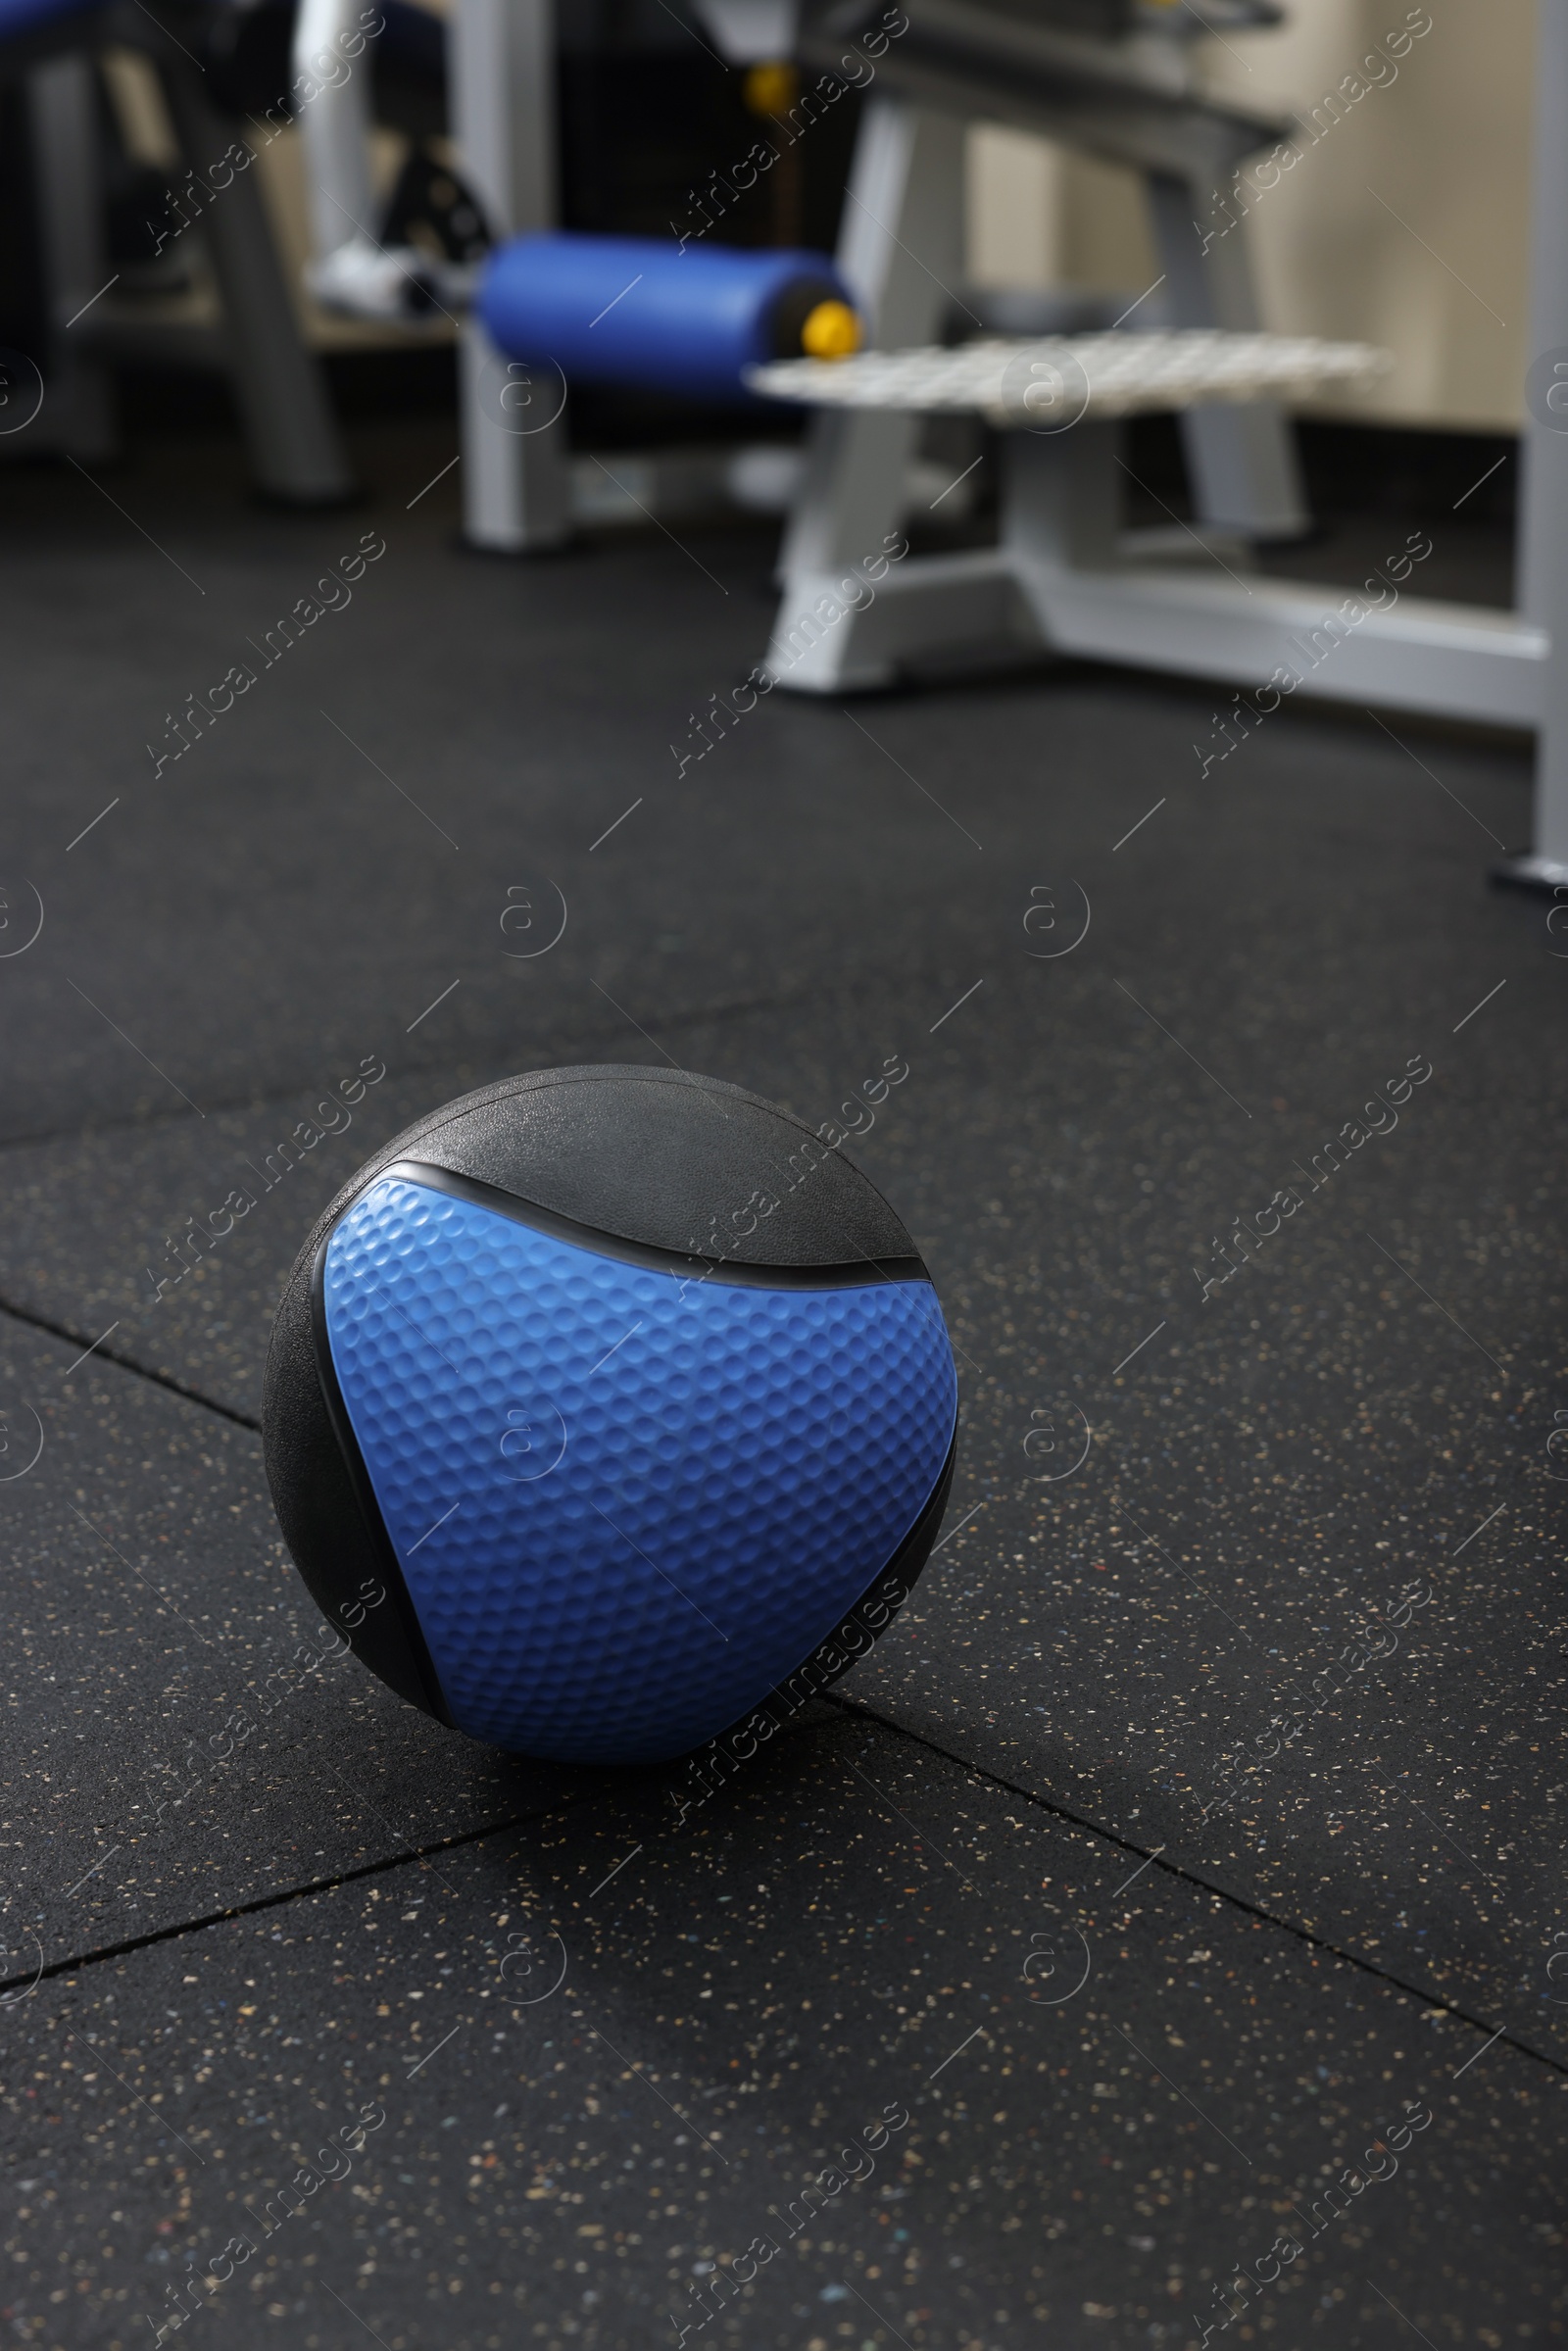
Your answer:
3,425 -> 1563,2351
0,1320 -> 588,1979
4,1710 -> 1563,2351
3,695 -> 1562,2061
808,978 -> 1568,2062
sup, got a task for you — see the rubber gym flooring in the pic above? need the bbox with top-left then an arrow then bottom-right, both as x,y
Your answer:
2,417 -> 1564,2351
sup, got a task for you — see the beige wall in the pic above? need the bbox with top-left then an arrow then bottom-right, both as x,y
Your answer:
967,0 -> 1535,431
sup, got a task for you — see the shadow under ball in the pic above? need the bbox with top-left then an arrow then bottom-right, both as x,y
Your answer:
262,1066 -> 959,1765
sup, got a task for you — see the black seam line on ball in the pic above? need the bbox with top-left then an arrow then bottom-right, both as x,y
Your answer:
820,1690 -> 1568,2082
0,1294 -> 262,1431
382,1160 -> 930,1289
310,1237 -> 454,1727
0,1798 -> 606,1998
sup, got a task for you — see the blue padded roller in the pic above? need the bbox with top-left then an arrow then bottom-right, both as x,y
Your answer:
476,231 -> 858,404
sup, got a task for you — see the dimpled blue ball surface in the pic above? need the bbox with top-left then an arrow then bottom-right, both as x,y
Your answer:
321,1175 -> 957,1762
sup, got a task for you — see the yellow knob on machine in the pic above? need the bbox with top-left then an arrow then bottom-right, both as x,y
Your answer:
800,299 -> 861,360
743,60 -> 800,117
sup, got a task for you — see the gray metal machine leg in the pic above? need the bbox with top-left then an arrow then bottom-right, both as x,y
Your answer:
157,63 -> 354,503
1501,0 -> 1568,882
769,98 -> 965,689
1146,168 -> 1307,541
26,56 -> 116,460
780,98 -> 964,581
1004,420 -> 1120,577
454,0 -> 570,550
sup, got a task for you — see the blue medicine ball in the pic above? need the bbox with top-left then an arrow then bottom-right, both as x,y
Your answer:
263,1067 -> 958,1764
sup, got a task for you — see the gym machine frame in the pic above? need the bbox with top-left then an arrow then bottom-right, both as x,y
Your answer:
446,0 -> 1568,878
1,0 -> 352,501
447,0 -> 1311,557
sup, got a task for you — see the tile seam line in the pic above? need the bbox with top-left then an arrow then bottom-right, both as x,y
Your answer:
0,1797 -> 603,1995
0,980 -> 868,1158
13,1695 -> 840,1995
821,1690 -> 1568,2083
0,1294 -> 262,1430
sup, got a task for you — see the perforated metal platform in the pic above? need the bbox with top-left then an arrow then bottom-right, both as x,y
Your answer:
747,329 -> 1390,422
